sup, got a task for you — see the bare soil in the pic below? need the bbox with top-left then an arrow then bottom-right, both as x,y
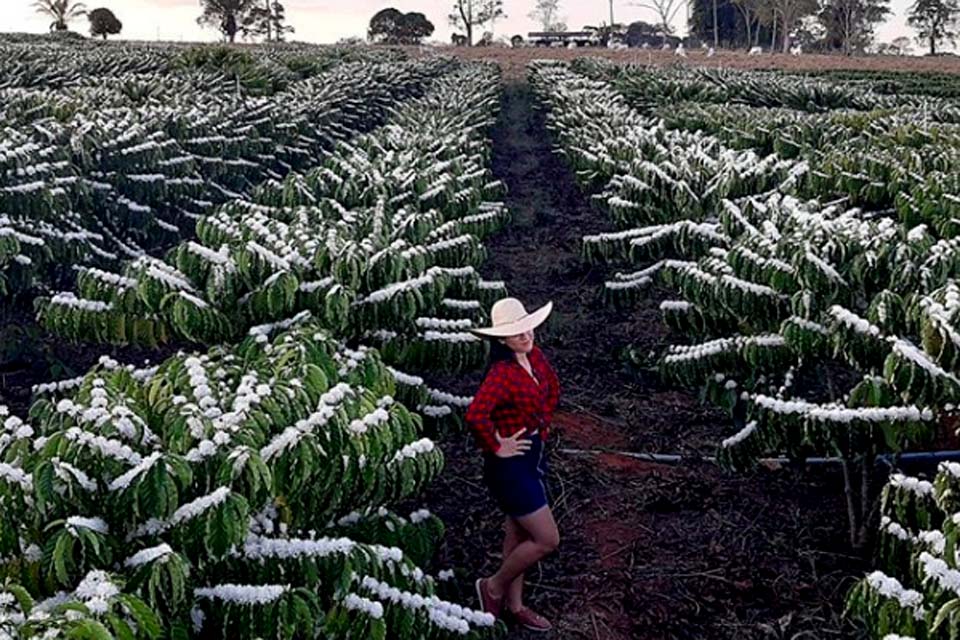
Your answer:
423,82 -> 864,639
407,44 -> 960,80
0,305 -> 187,416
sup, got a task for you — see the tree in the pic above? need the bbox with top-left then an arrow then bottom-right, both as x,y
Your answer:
688,0 -> 773,48
625,19 -> 662,46
818,0 -> 890,54
770,0 -> 819,52
448,0 -> 504,46
197,0 -> 258,43
529,0 -> 566,30
908,0 -> 960,54
369,8 -> 404,42
891,34 -> 914,53
368,8 -> 434,44
731,0 -> 760,49
400,12 -> 435,43
87,6 -> 121,39
242,1 -> 294,42
631,0 -> 685,42
32,0 -> 86,31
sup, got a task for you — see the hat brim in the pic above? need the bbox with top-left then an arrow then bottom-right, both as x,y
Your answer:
471,301 -> 553,338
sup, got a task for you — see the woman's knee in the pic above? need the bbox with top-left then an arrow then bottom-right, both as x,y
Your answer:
535,528 -> 560,554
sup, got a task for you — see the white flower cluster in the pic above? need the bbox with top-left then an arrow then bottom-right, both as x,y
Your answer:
123,543 -> 174,568
606,276 -> 651,291
358,575 -> 494,633
828,305 -> 881,337
748,394 -> 933,424
0,462 -> 33,491
805,250 -> 846,283
170,487 -> 231,526
387,367 -> 424,387
409,509 -> 432,524
888,473 -> 933,497
49,292 -> 112,313
865,571 -> 924,613
66,516 -> 108,536
75,266 -> 136,290
73,570 -> 119,614
108,452 -> 163,492
392,438 -> 436,464
248,310 -> 313,341
660,300 -> 692,312
137,258 -> 196,292
422,331 -> 479,344
892,339 -> 960,383
358,267 -> 442,305
348,402 -> 392,436
941,461 -> 960,478
342,593 -> 384,619
882,635 -> 916,640
63,427 -> 142,465
441,298 -> 482,310
919,552 -> 960,596
427,388 -> 472,408
33,375 -> 86,395
720,421 -> 757,449
916,530 -> 947,555
246,241 -> 291,271
424,234 -> 475,255
184,357 -> 216,407
52,458 -> 96,492
298,277 -> 335,293
194,584 -> 288,606
337,346 -> 371,376
241,534 -> 357,561
879,516 -> 911,542
420,405 -> 453,418
415,317 -> 473,331
664,337 -> 738,363
786,316 -> 829,334
186,241 -> 233,267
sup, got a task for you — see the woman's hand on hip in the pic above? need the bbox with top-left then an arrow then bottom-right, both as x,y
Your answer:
494,431 -> 531,458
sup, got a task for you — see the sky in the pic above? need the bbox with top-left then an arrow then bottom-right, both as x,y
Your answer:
9,0 -> 915,50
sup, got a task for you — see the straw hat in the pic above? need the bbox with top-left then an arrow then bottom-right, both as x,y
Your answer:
471,298 -> 553,338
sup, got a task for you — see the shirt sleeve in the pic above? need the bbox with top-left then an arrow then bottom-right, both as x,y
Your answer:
465,364 -> 512,454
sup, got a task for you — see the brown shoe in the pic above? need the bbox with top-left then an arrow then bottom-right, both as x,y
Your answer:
475,578 -> 503,618
510,606 -> 552,632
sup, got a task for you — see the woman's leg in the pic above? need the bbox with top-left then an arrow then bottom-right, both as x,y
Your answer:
503,517 -> 527,611
486,506 -> 559,600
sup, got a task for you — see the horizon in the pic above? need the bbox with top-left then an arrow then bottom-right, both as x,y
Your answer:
10,0 -> 919,52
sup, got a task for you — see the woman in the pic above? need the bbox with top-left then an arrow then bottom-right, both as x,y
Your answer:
465,297 -> 561,633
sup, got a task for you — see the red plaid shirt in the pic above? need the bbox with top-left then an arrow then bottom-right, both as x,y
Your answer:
465,347 -> 560,454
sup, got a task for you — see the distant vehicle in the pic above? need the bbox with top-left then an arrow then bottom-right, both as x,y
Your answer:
527,31 -> 601,48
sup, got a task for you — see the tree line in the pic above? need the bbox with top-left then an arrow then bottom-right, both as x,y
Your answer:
29,0 -> 960,56
686,0 -> 958,55
31,0 -> 295,43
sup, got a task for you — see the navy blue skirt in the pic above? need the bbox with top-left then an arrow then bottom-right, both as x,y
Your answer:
483,433 -> 550,518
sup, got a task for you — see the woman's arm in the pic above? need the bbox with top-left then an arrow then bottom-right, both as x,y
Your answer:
465,365 -> 512,454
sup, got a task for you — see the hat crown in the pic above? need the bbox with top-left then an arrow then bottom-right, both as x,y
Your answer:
490,298 -> 528,327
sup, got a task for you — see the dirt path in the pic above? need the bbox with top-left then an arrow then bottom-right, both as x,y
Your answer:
425,82 -> 862,639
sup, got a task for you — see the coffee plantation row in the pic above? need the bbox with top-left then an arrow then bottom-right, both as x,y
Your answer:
0,42 -> 513,640
0,42 -> 444,301
528,59 -> 960,639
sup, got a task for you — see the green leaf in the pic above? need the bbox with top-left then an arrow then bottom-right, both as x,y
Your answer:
117,594 -> 162,639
